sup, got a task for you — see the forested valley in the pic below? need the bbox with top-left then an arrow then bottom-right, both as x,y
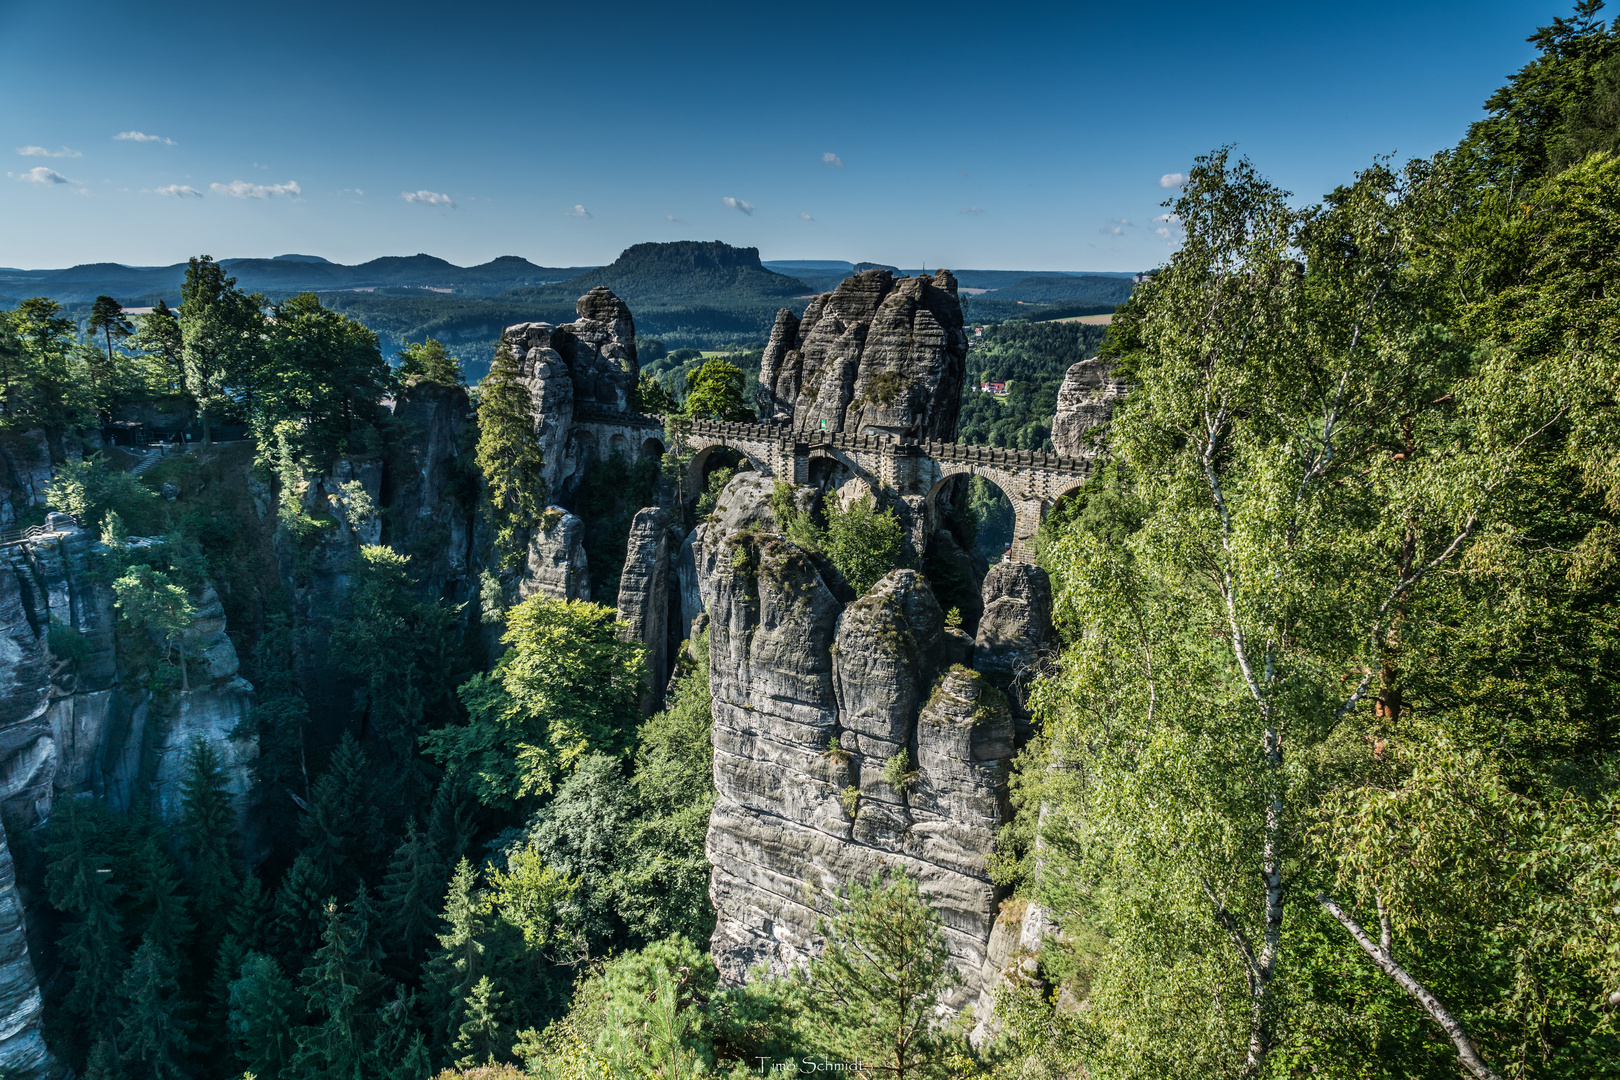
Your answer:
1,4 -> 1620,1080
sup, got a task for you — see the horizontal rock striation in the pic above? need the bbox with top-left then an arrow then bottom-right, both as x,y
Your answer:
758,270 -> 967,440
701,475 -> 1019,1011
1049,357 -> 1127,459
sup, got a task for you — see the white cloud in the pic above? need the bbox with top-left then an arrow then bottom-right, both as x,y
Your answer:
799,212 -> 813,221
17,146 -> 80,158
960,206 -> 984,215
564,204 -> 591,218
401,189 -> 454,207
1116,217 -> 1132,226
721,196 -> 754,215
116,131 -> 175,145
1100,224 -> 1124,236
1155,227 -> 1173,239
213,179 -> 302,199
15,166 -> 77,185
149,184 -> 203,198
665,214 -> 681,222
1158,172 -> 1187,189
341,188 -> 365,196
822,152 -> 844,168
1152,212 -> 1179,223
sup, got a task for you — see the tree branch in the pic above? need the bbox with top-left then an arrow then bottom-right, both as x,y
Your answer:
1317,894 -> 1504,1080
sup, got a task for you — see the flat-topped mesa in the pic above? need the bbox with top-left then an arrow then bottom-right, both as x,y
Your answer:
758,269 -> 967,441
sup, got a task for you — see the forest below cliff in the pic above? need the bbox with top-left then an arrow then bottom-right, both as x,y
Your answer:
2,4 -> 1620,1080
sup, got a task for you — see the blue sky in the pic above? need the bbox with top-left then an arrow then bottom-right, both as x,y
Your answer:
0,0 -> 1554,272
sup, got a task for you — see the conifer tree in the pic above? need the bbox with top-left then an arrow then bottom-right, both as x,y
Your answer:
300,734 -> 384,895
130,298 -> 186,395
806,870 -> 960,1080
425,858 -> 490,1048
131,834 -> 193,961
274,850 -> 334,964
380,822 -> 446,978
179,738 -> 240,930
475,341 -> 546,566
44,798 -> 127,1037
208,872 -> 273,1060
453,975 -> 507,1067
296,899 -> 386,1079
117,935 -> 193,1079
229,952 -> 301,1080
397,338 -> 466,388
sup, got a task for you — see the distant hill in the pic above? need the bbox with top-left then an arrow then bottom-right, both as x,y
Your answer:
510,241 -> 809,304
0,254 -> 590,304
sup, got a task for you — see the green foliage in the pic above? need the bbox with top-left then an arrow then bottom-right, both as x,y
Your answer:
805,869 -> 962,1080
177,255 -> 264,444
476,342 -> 547,567
882,750 -> 918,792
956,320 -> 1107,452
427,597 -> 647,807
111,563 -> 196,690
229,952 -> 302,1080
398,338 -> 467,388
260,292 -> 390,456
117,935 -> 193,1079
823,493 -> 906,596
46,455 -> 162,536
634,371 -> 678,414
681,358 -> 752,420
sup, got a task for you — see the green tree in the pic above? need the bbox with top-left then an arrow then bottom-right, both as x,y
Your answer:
296,899 -> 386,1079
9,296 -> 91,444
476,341 -> 547,567
86,295 -> 133,414
229,952 -> 302,1080
112,564 -> 196,691
130,298 -> 186,396
332,545 -> 464,778
260,292 -> 389,455
805,869 -> 961,1080
634,371 -> 678,414
823,493 -> 905,596
44,798 -> 127,1039
453,975 -> 507,1067
117,935 -> 193,1080
299,734 -> 385,898
177,255 -> 264,445
425,858 -> 491,1050
398,338 -> 466,388
179,738 -> 240,928
680,358 -> 751,420
426,597 -> 647,806
380,822 -> 447,978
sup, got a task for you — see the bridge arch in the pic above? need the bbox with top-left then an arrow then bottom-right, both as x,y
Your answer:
687,441 -> 768,496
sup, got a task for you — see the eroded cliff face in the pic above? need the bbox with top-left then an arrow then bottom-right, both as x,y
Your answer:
1050,356 -> 1128,459
0,519 -> 262,1080
699,475 -> 1026,1011
758,270 -> 968,440
503,287 -> 639,505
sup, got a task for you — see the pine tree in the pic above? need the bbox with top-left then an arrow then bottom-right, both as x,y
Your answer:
83,1037 -> 117,1080
475,341 -> 546,567
424,858 -> 489,1048
296,899 -> 386,1080
179,737 -> 241,930
452,975 -> 506,1067
380,822 -> 446,978
208,873 -> 273,1061
131,834 -> 193,960
368,985 -> 433,1080
44,798 -> 127,1036
428,774 -> 477,870
229,952 -> 301,1080
274,850 -> 334,964
117,935 -> 193,1079
805,869 -> 960,1080
300,734 -> 384,895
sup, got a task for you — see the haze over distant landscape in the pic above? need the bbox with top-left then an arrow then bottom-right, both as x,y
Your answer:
0,0 -> 1543,271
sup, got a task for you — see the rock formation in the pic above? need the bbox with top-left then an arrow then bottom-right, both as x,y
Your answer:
520,508 -> 590,602
1050,357 -> 1128,459
617,506 -> 674,712
0,818 -> 49,1080
699,475 -> 1023,1011
973,562 -> 1056,738
503,287 -> 640,504
757,270 -> 968,440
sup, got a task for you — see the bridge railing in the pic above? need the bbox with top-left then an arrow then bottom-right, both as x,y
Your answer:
661,416 -> 1096,475
0,512 -> 80,548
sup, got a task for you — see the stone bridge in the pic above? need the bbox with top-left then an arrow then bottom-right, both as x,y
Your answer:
570,406 -> 1097,562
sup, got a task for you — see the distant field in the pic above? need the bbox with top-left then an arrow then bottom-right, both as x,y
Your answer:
1044,313 -> 1113,325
